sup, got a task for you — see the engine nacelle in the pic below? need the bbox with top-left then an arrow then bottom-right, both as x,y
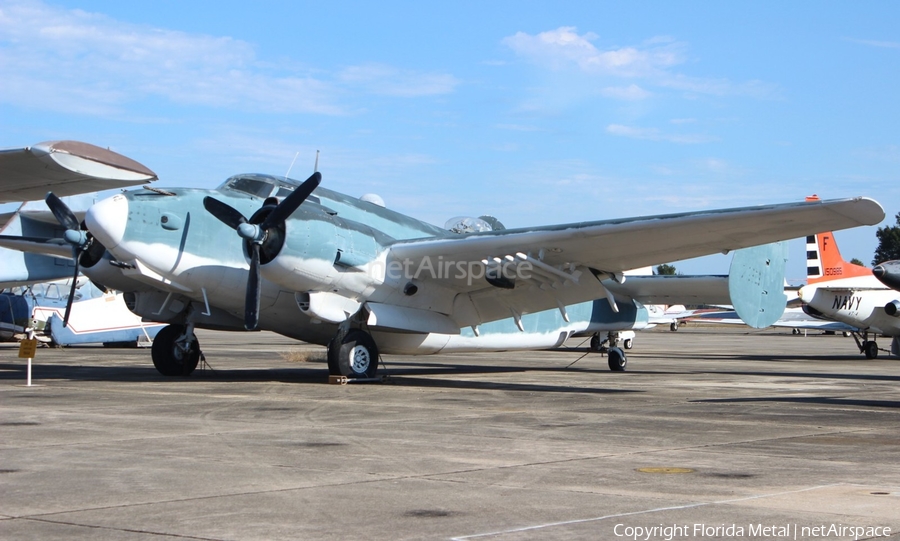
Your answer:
81,253 -> 154,293
873,260 -> 900,291
884,300 -> 900,317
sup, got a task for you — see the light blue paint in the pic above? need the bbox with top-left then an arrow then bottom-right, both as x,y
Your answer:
729,242 -> 789,328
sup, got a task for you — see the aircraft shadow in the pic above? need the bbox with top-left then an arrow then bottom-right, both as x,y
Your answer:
0,358 -> 638,396
693,396 -> 900,409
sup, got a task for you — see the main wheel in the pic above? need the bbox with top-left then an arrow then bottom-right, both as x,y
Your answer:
329,329 -> 379,379
151,324 -> 200,376
623,338 -> 634,350
670,321 -> 679,332
863,340 -> 879,359
608,347 -> 627,371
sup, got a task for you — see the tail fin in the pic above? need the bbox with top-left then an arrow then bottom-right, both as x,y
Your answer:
806,231 -> 871,284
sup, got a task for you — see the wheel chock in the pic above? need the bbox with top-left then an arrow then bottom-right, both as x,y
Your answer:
328,375 -> 388,385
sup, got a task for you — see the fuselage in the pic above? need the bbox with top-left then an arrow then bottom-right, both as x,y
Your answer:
83,174 -> 649,354
800,279 -> 900,336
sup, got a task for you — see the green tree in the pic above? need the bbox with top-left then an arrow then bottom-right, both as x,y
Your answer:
655,263 -> 677,275
850,258 -> 864,266
873,212 -> 900,265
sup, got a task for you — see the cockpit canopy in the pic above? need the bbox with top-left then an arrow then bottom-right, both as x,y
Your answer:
217,174 -> 313,201
444,215 -> 506,234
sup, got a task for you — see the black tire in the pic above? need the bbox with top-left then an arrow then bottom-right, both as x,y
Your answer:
151,324 -> 200,376
326,335 -> 341,375
330,329 -> 379,379
864,340 -> 879,359
670,321 -> 679,332
608,347 -> 627,371
590,334 -> 601,352
623,338 -> 633,350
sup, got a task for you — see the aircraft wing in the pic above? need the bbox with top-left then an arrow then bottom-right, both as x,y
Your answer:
385,197 -> 883,328
689,308 -> 859,332
603,275 -> 731,305
0,141 -> 157,203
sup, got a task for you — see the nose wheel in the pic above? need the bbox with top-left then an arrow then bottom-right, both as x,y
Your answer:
151,324 -> 201,376
328,329 -> 379,379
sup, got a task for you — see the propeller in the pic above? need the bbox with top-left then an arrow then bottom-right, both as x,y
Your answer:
203,172 -> 322,330
43,192 -> 96,327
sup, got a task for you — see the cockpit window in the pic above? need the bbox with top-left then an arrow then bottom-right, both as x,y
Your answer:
219,174 -> 320,203
225,177 -> 274,198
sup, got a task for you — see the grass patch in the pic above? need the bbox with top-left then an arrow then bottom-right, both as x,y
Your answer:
279,348 -> 327,363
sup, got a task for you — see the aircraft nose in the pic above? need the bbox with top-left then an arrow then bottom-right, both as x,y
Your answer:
873,265 -> 885,278
85,194 -> 129,250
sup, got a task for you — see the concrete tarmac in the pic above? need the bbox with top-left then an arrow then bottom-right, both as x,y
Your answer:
1,327 -> 899,540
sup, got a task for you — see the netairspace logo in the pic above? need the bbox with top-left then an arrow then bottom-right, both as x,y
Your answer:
381,257 -> 534,286
613,523 -> 893,540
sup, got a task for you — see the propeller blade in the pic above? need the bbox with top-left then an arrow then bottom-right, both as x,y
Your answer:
203,196 -> 248,230
0,234 -> 65,244
245,244 -> 261,330
63,257 -> 80,328
90,279 -> 109,293
261,172 -> 321,230
45,192 -> 80,231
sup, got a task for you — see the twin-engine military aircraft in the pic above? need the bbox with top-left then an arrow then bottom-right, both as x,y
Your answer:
0,141 -> 886,378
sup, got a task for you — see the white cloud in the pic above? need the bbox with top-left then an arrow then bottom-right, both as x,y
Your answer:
606,124 -> 715,144
0,0 -> 457,116
503,27 -> 682,78
338,64 -> 459,97
599,84 -> 651,100
503,27 -> 777,99
844,37 -> 900,49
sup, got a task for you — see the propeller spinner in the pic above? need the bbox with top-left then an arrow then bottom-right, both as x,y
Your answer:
203,172 -> 321,330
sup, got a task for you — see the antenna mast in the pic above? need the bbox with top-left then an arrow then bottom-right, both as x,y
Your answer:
285,151 -> 300,179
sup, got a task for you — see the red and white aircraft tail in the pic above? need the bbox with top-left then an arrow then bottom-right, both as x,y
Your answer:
805,231 -> 873,284
804,196 -> 873,286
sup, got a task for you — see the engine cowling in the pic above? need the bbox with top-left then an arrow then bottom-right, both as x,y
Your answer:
884,300 -> 900,317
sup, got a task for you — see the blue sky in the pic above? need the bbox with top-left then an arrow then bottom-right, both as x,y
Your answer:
1,0 -> 898,281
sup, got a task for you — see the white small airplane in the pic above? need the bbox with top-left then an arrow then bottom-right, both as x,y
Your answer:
1,279 -> 163,346
0,140 -> 885,377
798,230 -> 899,358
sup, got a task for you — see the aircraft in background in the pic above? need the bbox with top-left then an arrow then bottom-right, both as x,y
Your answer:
687,306 -> 858,335
1,279 -> 163,347
798,231 -> 900,358
0,141 -> 884,377
873,260 -> 900,293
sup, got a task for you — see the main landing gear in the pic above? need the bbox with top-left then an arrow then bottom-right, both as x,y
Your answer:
850,331 -> 881,359
327,328 -> 379,379
151,324 -> 201,376
590,331 -> 629,371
